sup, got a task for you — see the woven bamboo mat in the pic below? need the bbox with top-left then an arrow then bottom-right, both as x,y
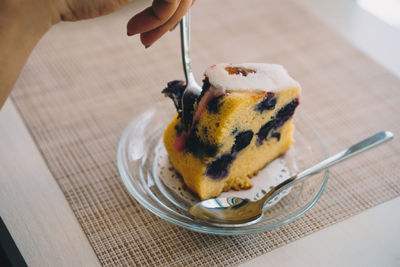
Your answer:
11,0 -> 400,266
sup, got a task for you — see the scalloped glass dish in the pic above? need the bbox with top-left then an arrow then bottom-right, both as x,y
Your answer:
117,101 -> 328,235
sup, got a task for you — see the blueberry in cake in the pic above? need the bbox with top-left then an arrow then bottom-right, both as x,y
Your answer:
162,63 -> 300,200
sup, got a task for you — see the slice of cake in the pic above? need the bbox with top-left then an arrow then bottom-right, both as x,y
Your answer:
162,63 -> 300,200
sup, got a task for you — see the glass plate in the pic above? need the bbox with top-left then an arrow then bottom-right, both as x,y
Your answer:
117,101 -> 328,235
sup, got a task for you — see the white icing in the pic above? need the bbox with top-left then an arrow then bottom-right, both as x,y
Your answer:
204,63 -> 300,93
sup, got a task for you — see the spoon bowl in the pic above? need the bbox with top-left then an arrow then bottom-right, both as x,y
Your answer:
189,131 -> 394,227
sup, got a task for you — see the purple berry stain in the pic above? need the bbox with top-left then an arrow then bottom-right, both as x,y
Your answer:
256,98 -> 299,145
185,125 -> 218,159
271,132 -> 281,141
207,95 -> 223,114
232,130 -> 254,153
206,154 -> 235,179
256,121 -> 275,145
161,80 -> 186,118
255,92 -> 277,112
274,98 -> 299,128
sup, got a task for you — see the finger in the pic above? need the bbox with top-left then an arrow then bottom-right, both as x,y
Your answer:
169,0 -> 196,31
127,0 -> 181,36
140,0 -> 192,46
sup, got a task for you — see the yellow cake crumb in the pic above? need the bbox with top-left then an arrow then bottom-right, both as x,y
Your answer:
162,63 -> 300,200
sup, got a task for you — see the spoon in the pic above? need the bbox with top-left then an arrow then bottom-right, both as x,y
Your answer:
180,12 -> 202,129
189,131 -> 394,227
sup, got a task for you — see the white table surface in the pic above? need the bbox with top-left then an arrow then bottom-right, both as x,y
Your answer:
1,0 -> 399,266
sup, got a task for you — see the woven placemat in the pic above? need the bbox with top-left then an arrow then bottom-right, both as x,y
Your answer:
11,0 -> 400,266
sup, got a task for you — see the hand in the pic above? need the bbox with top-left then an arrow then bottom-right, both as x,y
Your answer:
126,0 -> 196,47
54,0 -> 196,47
0,0 -> 197,49
52,0 -> 134,21
1,0 -> 197,108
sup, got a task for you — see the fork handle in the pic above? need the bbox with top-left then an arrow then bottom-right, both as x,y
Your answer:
260,131 -> 394,206
180,12 -> 196,85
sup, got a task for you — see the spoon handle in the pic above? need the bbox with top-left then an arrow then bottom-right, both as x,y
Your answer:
180,12 -> 195,85
262,131 -> 394,204
296,131 -> 393,180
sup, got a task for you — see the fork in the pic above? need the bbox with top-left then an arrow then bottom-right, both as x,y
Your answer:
180,11 -> 202,129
